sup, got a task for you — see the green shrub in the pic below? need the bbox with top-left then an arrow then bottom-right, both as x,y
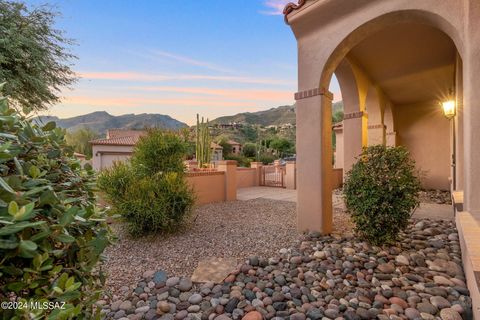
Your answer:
118,173 -> 194,236
258,153 -> 276,165
98,129 -> 195,236
0,89 -> 112,319
131,130 -> 188,176
242,143 -> 257,158
96,161 -> 134,205
343,145 -> 421,245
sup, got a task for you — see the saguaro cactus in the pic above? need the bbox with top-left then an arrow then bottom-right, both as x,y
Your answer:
195,114 -> 211,167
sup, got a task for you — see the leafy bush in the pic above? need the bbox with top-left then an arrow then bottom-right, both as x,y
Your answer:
131,130 -> 188,176
343,145 -> 421,245
242,143 -> 257,158
117,173 -> 194,236
258,153 -> 276,165
95,161 -> 134,205
0,89 -> 112,319
98,130 -> 195,236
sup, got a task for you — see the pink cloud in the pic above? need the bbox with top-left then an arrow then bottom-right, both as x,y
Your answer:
129,86 -> 292,101
79,71 -> 295,86
62,95 -> 271,108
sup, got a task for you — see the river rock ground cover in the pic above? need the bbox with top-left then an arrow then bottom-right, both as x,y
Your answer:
100,217 -> 471,320
103,199 -> 353,296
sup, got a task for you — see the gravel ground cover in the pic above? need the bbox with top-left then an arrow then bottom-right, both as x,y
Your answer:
103,199 -> 353,297
100,218 -> 471,320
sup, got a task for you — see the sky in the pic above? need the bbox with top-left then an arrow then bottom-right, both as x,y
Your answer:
28,0 -> 341,125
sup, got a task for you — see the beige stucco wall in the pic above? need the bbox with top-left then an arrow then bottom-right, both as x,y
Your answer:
92,144 -> 134,171
186,172 -> 226,205
236,168 -> 257,188
394,101 -> 450,190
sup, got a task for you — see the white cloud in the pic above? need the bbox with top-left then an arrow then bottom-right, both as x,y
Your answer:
259,0 -> 292,16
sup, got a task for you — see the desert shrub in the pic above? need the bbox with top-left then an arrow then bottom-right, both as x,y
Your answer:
131,130 -> 188,176
0,89 -> 112,319
98,129 -> 194,236
242,143 -> 257,158
118,173 -> 194,236
96,161 -> 134,205
258,153 -> 276,165
343,145 -> 421,245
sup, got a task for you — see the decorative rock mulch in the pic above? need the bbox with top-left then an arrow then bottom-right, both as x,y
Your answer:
103,199 -> 353,296
100,218 -> 472,320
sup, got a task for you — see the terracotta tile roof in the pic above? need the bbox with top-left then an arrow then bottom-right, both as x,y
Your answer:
283,0 -> 307,24
90,135 -> 142,146
228,140 -> 241,145
107,129 -> 146,139
91,129 -> 146,146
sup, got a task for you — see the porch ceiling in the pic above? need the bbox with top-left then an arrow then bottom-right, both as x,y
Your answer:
347,23 -> 457,105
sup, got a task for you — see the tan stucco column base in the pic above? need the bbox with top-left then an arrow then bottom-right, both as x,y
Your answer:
296,90 -> 333,234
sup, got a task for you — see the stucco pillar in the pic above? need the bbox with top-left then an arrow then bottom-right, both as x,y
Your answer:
386,131 -> 397,147
217,160 -> 237,201
368,124 -> 386,146
454,54 -> 464,191
464,1 -> 480,214
285,161 -> 296,190
343,111 -> 366,176
250,162 -> 263,186
296,88 -> 333,234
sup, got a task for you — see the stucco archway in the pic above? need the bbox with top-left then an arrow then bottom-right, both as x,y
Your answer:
288,2 -> 471,234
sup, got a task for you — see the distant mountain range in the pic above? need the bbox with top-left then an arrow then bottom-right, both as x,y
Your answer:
210,101 -> 344,126
35,111 -> 188,134
35,101 -> 344,134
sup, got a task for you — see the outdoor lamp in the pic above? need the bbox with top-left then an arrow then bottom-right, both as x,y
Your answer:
442,100 -> 456,119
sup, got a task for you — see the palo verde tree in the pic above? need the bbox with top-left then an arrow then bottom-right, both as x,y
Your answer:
0,1 -> 77,112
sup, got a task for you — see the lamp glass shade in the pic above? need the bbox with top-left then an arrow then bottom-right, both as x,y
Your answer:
442,100 -> 456,119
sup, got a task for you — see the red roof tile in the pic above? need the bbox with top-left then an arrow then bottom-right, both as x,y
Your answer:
90,135 -> 142,146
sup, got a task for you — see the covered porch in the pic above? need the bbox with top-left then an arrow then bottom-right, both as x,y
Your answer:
285,0 -> 480,317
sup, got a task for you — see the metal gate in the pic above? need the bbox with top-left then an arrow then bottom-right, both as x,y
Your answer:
261,165 -> 286,188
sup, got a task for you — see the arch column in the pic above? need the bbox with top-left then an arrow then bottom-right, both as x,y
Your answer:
464,1 -> 480,213
335,59 -> 367,175
295,87 -> 333,234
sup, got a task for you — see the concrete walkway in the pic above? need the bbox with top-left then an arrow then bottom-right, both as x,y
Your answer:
237,186 -> 454,220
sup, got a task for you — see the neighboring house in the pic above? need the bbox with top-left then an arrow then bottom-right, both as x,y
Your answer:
91,129 -> 224,170
90,129 -> 146,171
228,140 -> 242,155
211,142 -> 223,162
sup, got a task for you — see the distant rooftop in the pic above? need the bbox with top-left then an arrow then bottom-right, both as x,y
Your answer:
90,129 -> 146,146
